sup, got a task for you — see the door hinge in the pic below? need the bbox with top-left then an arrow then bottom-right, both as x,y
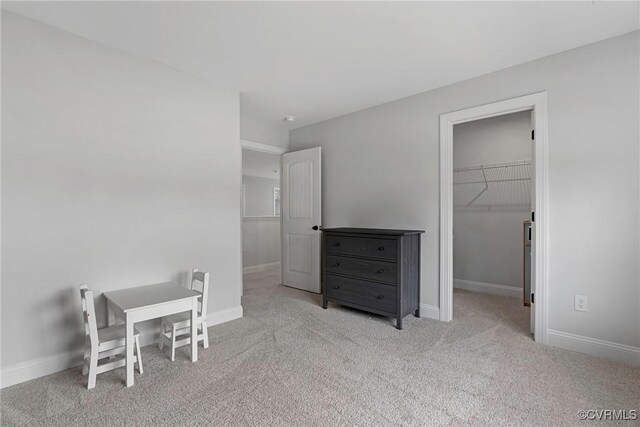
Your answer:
530,293 -> 535,304
531,129 -> 535,140
531,211 -> 535,222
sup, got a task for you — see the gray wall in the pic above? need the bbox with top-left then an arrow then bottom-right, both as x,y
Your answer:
453,111 -> 531,167
242,217 -> 281,268
453,112 -> 531,289
242,175 -> 279,217
241,175 -> 281,268
240,99 -> 290,149
1,12 -> 243,368
290,32 -> 640,348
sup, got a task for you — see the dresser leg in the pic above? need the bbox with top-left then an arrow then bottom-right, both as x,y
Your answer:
396,317 -> 403,330
322,298 -> 328,309
414,308 -> 420,318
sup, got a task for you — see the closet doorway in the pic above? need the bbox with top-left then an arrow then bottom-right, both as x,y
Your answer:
439,92 -> 548,344
452,111 -> 532,336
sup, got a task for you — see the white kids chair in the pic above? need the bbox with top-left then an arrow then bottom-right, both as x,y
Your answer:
80,285 -> 143,389
158,270 -> 210,361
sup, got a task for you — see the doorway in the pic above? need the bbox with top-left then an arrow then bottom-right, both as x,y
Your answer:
240,141 -> 323,296
452,111 -> 533,336
439,92 -> 548,344
241,141 -> 286,291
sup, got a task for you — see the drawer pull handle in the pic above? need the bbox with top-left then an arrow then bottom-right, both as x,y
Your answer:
378,246 -> 385,251
377,269 -> 384,274
333,263 -> 340,267
378,295 -> 384,300
334,242 -> 341,247
333,285 -> 340,290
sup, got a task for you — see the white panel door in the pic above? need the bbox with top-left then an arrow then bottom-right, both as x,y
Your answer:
281,147 -> 321,293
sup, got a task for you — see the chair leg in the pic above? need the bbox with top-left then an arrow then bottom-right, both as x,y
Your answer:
87,348 -> 98,390
202,321 -> 209,349
82,340 -> 90,375
170,325 -> 177,362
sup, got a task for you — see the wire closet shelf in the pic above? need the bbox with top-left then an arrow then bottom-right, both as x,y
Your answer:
453,159 -> 532,208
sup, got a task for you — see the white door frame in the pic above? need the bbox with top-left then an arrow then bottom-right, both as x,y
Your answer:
241,139 -> 287,155
439,92 -> 549,344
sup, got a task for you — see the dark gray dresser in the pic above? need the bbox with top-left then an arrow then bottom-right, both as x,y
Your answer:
321,228 -> 424,329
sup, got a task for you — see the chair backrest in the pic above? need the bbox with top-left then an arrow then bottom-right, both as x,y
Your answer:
190,270 -> 210,318
79,285 -> 99,347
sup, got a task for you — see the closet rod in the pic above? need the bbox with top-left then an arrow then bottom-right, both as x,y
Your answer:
453,159 -> 531,173
454,177 -> 530,185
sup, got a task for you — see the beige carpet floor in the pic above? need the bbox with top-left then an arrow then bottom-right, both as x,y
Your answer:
1,265 -> 638,426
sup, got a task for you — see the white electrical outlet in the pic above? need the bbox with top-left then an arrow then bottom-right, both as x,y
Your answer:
574,295 -> 588,312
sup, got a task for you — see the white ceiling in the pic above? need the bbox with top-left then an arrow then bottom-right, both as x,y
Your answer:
3,1 -> 639,132
242,148 -> 280,180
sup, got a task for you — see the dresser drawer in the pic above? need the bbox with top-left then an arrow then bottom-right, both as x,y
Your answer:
325,274 -> 397,313
326,255 -> 397,284
325,235 -> 397,261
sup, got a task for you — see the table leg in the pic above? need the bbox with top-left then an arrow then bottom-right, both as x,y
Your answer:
190,299 -> 198,362
126,316 -> 135,387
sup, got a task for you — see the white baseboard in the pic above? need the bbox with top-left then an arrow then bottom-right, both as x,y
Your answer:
0,305 -> 244,389
0,350 -> 85,391
243,262 -> 280,274
206,305 -> 243,326
547,329 -> 640,366
420,304 -> 440,320
454,279 -> 521,299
